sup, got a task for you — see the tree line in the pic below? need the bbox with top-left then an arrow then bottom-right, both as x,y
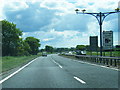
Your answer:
41,44 -> 120,53
2,20 -> 40,56
40,45 -> 76,53
40,45 -> 89,53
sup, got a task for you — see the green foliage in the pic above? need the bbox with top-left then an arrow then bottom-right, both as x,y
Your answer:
76,45 -> 86,51
54,48 -> 69,52
115,45 -> 120,51
16,39 -> 31,56
2,20 -> 41,56
25,37 -> 40,55
41,47 -> 76,53
45,45 -> 54,53
2,20 -> 22,56
86,51 -> 120,57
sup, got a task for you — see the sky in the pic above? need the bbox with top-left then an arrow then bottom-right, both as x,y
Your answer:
0,0 -> 120,49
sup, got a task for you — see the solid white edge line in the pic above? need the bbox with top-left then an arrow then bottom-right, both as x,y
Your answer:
74,76 -> 86,84
71,59 -> 119,71
0,57 -> 38,84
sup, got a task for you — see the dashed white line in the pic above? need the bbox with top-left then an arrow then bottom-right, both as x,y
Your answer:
74,76 -> 86,84
51,59 -> 63,69
58,65 -> 63,69
0,57 -> 39,84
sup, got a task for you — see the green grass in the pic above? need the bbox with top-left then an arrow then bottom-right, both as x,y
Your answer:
0,53 -> 41,73
86,51 -> 120,57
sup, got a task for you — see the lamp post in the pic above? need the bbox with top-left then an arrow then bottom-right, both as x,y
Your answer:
75,8 -> 120,56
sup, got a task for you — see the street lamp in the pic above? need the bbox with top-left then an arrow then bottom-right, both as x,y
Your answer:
75,8 -> 120,56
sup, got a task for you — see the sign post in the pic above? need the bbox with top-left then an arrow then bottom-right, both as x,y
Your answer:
103,31 -> 113,56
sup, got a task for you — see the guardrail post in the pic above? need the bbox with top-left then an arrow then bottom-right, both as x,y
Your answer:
114,59 -> 117,67
106,58 -> 109,65
91,57 -> 93,62
118,59 -> 120,68
97,57 -> 99,63
93,57 -> 95,62
95,57 -> 96,62
110,59 -> 112,66
100,57 -> 102,63
103,58 -> 105,64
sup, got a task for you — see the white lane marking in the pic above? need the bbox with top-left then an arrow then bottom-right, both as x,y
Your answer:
58,65 -> 63,69
0,57 -> 39,84
52,59 -> 63,69
74,76 -> 86,84
100,66 -> 119,71
70,59 -> 119,71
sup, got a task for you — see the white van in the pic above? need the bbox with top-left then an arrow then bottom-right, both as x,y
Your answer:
42,52 -> 47,56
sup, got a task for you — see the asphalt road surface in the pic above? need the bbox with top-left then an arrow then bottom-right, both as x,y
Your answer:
1,54 -> 119,88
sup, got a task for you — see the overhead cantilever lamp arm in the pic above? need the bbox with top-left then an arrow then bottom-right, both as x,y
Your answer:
76,10 -> 120,26
76,12 -> 101,25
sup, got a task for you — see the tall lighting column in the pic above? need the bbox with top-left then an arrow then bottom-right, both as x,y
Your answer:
75,8 -> 120,56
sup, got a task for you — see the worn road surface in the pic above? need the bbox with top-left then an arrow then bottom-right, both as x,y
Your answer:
1,54 -> 119,88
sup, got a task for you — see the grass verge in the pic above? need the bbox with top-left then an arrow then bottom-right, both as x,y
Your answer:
86,51 -> 120,57
0,53 -> 41,74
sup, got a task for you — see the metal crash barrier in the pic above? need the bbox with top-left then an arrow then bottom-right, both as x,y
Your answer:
63,54 -> 120,67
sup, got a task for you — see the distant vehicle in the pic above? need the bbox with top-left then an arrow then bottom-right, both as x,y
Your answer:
42,52 -> 47,56
76,50 -> 86,55
68,51 -> 72,55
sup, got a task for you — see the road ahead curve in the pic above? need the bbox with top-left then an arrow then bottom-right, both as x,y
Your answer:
1,54 -> 118,88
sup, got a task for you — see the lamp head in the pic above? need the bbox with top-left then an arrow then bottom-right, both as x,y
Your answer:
75,9 -> 79,11
81,9 -> 86,13
75,9 -> 79,13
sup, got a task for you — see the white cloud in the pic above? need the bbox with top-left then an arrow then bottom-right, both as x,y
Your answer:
0,0 -> 29,20
75,0 -> 119,12
43,38 -> 54,41
4,1 -> 29,11
22,29 -> 88,48
16,14 -> 22,19
0,0 -> 6,20
40,0 -> 76,16
87,19 -> 99,36
48,29 -> 80,38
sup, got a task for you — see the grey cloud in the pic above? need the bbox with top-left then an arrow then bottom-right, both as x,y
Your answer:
41,14 -> 91,32
53,14 -> 90,31
3,2 -> 90,32
3,2 -> 58,32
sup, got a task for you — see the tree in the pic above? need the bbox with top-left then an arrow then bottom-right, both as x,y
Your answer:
25,37 -> 40,55
2,20 -> 41,56
45,45 -> 54,53
23,41 -> 31,55
70,47 -> 76,51
116,45 -> 120,48
40,49 -> 45,52
2,20 -> 22,56
76,45 -> 86,51
54,48 -> 69,53
115,45 -> 120,51
85,45 -> 90,51
16,38 -> 31,56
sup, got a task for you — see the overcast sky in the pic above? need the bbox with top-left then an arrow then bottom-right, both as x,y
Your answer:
1,0 -> 119,48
